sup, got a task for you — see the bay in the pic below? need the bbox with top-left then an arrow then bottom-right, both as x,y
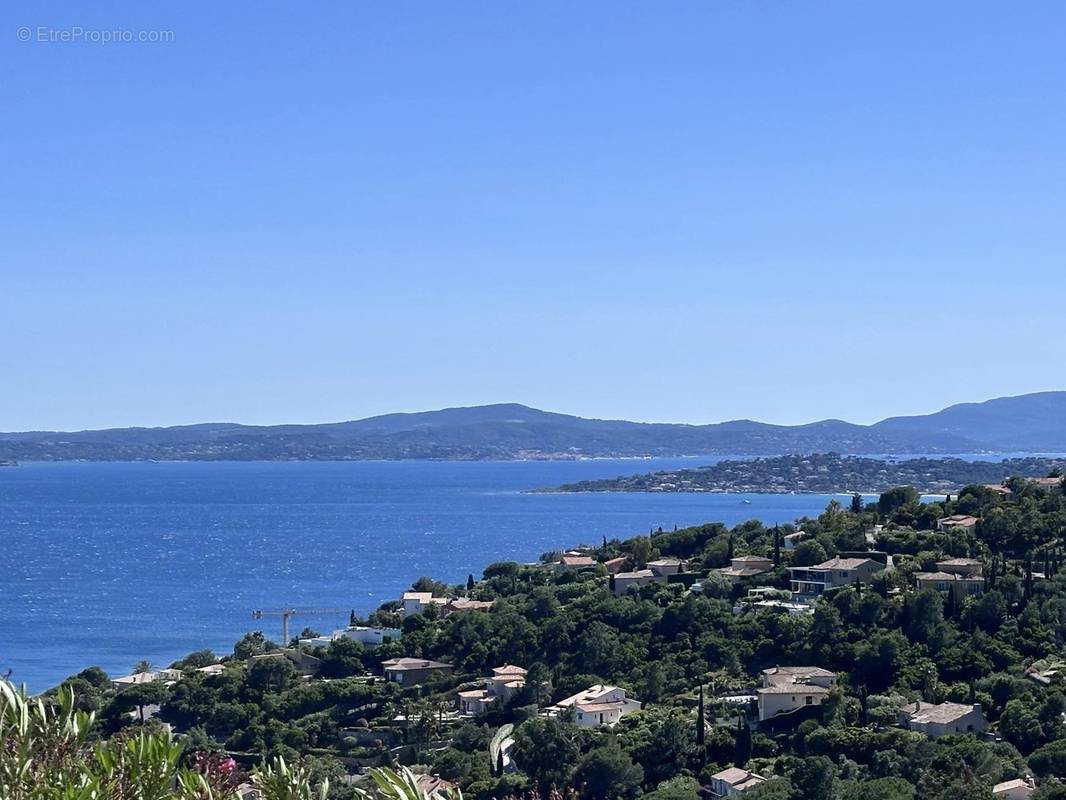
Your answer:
1,459 -> 852,692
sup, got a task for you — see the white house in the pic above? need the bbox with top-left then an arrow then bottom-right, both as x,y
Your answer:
401,591 -> 447,618
401,592 -> 491,618
112,668 -> 183,689
299,625 -> 402,649
550,684 -> 641,727
898,701 -> 987,738
612,569 -> 658,595
757,666 -> 836,721
457,664 -> 527,715
782,531 -> 806,551
708,767 -> 768,797
993,777 -> 1036,800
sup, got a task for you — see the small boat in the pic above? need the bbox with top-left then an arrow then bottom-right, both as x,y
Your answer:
740,499 -> 752,505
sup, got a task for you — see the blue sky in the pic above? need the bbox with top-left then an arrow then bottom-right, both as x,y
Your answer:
3,2 -> 1064,430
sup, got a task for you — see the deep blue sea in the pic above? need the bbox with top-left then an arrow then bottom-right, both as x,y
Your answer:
1,459 -> 861,693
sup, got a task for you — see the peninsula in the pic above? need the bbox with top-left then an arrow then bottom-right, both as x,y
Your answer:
539,453 -> 1066,495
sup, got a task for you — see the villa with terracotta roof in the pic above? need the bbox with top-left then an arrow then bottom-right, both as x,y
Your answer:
789,556 -> 882,596
559,554 -> 597,570
993,776 -> 1036,800
381,657 -> 454,686
457,664 -> 527,715
936,557 -> 983,577
646,558 -> 685,576
549,684 -> 642,727
603,556 -> 630,574
936,514 -> 979,532
707,767 -> 768,797
898,700 -> 987,738
717,555 -> 774,583
611,558 -> 686,595
757,666 -> 837,721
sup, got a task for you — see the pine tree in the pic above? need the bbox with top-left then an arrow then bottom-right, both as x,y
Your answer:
851,493 -> 863,514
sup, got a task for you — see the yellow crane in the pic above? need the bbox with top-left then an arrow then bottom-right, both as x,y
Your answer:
251,608 -> 349,646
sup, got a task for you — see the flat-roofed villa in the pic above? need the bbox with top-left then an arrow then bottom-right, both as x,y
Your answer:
457,664 -> 527,715
789,557 -> 881,596
401,592 -> 493,618
757,666 -> 836,721
549,684 -> 642,727
299,625 -> 402,649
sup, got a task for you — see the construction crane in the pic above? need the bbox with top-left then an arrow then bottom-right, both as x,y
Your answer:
251,608 -> 349,646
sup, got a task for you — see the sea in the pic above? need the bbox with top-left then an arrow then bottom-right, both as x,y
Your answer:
1,458 -> 875,693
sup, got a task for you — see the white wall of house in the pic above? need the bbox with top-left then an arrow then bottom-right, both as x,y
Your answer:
758,690 -> 828,721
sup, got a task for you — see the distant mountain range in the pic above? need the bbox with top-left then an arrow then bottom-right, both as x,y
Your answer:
2,391 -> 1066,462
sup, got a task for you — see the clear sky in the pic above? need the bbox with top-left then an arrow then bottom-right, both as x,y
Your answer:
3,2 -> 1064,431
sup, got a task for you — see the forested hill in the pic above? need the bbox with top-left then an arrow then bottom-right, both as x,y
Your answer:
2,391 -> 1066,462
540,454 -> 1066,495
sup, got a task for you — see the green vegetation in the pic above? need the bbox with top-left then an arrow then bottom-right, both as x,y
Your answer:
7,474 -> 1066,799
542,453 -> 1066,494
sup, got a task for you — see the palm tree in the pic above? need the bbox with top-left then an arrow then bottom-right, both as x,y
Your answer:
133,660 -> 153,674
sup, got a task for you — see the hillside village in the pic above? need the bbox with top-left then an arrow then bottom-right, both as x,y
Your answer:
15,473 -> 1066,800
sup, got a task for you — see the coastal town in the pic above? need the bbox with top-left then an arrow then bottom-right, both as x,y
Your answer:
9,471 -> 1066,800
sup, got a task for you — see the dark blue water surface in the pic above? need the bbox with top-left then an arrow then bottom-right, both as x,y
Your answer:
1,459 -> 849,692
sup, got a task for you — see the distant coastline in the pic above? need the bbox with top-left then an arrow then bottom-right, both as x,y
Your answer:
4,391 -> 1066,463
534,453 -> 1066,495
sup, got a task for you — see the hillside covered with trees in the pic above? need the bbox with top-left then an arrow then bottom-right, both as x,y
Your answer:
8,475 -> 1066,800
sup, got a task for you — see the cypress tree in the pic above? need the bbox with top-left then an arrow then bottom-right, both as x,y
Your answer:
467,574 -> 475,592
734,712 -> 752,767
773,526 -> 781,567
696,685 -> 705,748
